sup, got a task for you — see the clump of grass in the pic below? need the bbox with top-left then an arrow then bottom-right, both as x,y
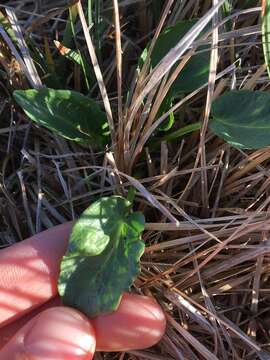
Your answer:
0,0 -> 270,359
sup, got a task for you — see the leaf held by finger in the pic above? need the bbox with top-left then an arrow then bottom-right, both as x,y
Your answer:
58,196 -> 145,317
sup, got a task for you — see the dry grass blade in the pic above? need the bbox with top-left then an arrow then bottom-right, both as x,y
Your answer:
124,0 -> 227,167
5,8 -> 43,89
118,171 -> 179,223
112,0 -> 123,139
130,62 -> 237,169
202,246 -> 270,279
199,0 -> 219,214
130,0 -> 226,111
167,314 -> 219,360
165,291 -> 213,333
77,0 -> 115,143
170,288 -> 264,353
248,233 -> 266,341
24,0 -> 79,34
17,170 -> 34,235
0,25 -> 35,87
136,0 -> 175,85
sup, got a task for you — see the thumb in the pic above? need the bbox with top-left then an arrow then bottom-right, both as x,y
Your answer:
0,307 -> 96,360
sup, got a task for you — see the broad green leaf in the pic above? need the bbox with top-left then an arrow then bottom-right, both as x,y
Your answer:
262,0 -> 270,78
143,19 -> 210,96
58,196 -> 145,317
210,90 -> 270,149
13,88 -> 109,145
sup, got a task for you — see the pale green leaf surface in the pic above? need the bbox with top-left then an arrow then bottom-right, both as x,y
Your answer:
58,196 -> 145,317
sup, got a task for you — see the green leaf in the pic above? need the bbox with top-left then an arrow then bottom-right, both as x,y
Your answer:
262,0 -> 270,78
158,96 -> 175,131
221,1 -> 233,32
58,196 -> 145,317
63,4 -> 78,48
140,19 -> 209,132
55,40 -> 84,66
210,90 -> 270,149
163,122 -> 201,141
13,88 -> 109,145
54,41 -> 91,91
0,11 -> 16,42
144,19 -> 210,96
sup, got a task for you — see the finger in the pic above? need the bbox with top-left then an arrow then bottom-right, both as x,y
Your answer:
0,298 -> 61,350
92,293 -> 166,351
0,293 -> 166,353
0,222 -> 166,352
0,222 -> 72,328
0,307 -> 96,360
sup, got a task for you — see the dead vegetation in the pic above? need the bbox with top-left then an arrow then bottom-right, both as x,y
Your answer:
0,0 -> 270,359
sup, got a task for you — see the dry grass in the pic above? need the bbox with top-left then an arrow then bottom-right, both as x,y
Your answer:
0,0 -> 270,359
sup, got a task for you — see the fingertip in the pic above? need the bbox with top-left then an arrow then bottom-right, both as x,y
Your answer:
0,307 -> 96,360
93,293 -> 166,352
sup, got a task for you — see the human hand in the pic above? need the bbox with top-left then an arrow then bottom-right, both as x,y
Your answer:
0,223 -> 166,359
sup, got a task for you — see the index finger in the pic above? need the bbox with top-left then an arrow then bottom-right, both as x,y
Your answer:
0,222 -> 72,328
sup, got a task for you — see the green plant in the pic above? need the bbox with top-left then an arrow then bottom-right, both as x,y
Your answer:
208,2 -> 270,150
3,1 -> 270,358
143,19 -> 210,96
140,19 -> 210,131
58,196 -> 145,317
13,88 -> 109,146
210,90 -> 270,149
11,12 -> 210,164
